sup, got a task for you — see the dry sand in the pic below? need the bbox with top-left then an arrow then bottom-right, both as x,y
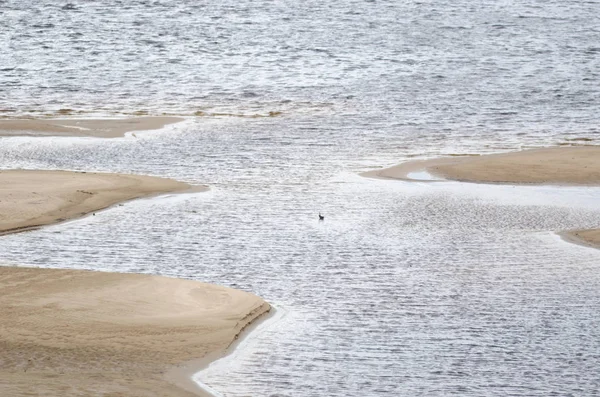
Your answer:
0,116 -> 183,138
364,146 -> 600,248
0,169 -> 270,396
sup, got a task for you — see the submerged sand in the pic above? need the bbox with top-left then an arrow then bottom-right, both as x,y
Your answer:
0,116 -> 183,138
364,146 -> 600,248
0,169 -> 270,396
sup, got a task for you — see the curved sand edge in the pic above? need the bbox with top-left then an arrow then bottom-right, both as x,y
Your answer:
363,146 -> 600,248
0,116 -> 184,138
0,169 -> 201,235
0,266 -> 271,397
165,305 -> 275,396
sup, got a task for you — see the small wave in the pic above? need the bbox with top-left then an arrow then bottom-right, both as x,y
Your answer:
564,137 -> 594,142
193,110 -> 283,118
442,153 -> 481,157
31,23 -> 55,29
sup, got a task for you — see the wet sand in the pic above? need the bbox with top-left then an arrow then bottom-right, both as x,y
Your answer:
0,169 -> 270,396
364,146 -> 600,248
0,116 -> 184,138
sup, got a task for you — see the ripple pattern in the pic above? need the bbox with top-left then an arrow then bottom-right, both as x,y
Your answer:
0,120 -> 600,396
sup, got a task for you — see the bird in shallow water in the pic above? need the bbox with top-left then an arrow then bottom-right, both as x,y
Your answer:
319,213 -> 324,221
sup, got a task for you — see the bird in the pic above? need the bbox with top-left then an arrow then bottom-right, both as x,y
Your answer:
319,213 -> 324,221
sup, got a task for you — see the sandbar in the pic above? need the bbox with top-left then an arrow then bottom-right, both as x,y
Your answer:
364,146 -> 600,248
0,266 -> 270,397
0,170 -> 198,235
363,146 -> 600,185
0,116 -> 184,138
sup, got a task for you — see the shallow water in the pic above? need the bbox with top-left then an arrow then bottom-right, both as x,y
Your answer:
2,0 -> 600,395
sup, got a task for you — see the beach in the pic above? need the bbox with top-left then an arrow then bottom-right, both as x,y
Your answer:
364,146 -> 600,247
0,117 -> 184,138
0,169 -> 270,396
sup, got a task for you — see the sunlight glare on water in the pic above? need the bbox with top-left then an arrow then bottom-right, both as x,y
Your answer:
2,0 -> 600,395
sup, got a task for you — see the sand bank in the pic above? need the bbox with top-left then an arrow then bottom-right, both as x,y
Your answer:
0,170 -> 198,235
0,266 -> 270,397
0,116 -> 183,138
559,229 -> 600,250
363,146 -> 600,185
364,146 -> 600,248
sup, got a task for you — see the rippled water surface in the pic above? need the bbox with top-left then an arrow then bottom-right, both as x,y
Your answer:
2,0 -> 600,396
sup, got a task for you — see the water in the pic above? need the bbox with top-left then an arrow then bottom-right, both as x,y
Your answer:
2,0 -> 600,396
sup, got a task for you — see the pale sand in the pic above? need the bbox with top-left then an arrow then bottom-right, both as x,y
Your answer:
363,146 -> 600,247
0,266 -> 270,397
0,116 -> 184,138
0,169 -> 270,396
0,170 -> 198,235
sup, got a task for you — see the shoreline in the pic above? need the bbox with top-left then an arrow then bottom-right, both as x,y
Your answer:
0,169 -> 271,396
0,181 -> 207,237
0,116 -> 184,138
558,229 -> 600,250
363,146 -> 600,249
166,305 -> 278,397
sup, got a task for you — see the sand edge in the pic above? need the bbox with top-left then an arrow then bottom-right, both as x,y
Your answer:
558,230 -> 600,250
164,303 -> 274,396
